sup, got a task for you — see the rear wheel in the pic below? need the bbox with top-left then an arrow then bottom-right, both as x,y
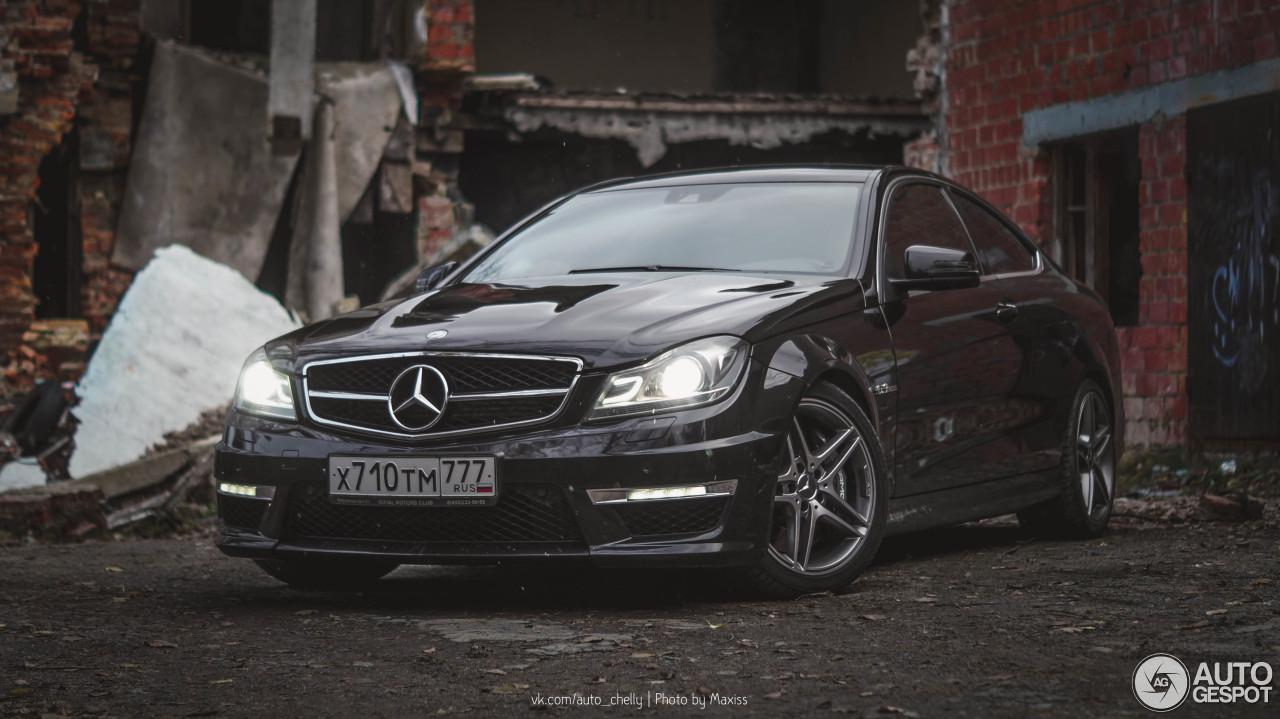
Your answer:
254,557 -> 398,589
1018,379 -> 1115,538
744,382 -> 888,598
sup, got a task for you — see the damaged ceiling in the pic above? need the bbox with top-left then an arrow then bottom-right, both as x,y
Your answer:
499,91 -> 930,167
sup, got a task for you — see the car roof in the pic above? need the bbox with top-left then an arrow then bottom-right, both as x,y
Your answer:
582,165 -> 907,193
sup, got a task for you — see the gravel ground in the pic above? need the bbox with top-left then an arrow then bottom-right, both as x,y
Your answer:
1,501 -> 1277,718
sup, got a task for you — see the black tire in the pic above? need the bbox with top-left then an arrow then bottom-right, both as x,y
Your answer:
254,557 -> 399,589
743,382 -> 889,598
1018,379 -> 1116,539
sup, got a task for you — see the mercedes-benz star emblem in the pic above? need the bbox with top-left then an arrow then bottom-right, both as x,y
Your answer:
387,365 -> 450,431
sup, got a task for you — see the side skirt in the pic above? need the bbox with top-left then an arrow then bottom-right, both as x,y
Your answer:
885,472 -> 1060,537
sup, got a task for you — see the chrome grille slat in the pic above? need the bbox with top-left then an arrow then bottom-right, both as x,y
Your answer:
301,352 -> 581,439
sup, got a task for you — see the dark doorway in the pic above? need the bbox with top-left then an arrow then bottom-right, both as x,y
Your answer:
32,132 -> 82,319
1187,91 -> 1280,446
1050,129 -> 1141,326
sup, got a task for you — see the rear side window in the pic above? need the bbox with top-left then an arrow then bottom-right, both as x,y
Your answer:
951,193 -> 1036,275
881,183 -> 975,279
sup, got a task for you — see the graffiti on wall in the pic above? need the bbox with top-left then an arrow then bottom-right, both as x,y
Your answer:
1202,168 -> 1278,392
1187,91 -> 1280,442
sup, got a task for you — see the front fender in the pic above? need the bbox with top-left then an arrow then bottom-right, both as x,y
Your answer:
759,334 -> 879,426
752,321 -> 899,491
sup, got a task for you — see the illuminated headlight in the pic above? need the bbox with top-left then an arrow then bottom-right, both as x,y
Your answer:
233,348 -> 296,421
589,336 -> 748,419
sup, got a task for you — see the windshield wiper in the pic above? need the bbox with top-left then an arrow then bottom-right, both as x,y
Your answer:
568,265 -> 734,274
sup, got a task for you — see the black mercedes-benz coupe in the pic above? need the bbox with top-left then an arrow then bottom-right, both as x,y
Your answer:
216,166 -> 1122,596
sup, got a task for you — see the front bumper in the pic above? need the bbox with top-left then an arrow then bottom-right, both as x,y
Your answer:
215,366 -> 801,568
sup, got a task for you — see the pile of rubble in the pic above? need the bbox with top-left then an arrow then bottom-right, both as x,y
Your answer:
0,436 -> 216,543
0,247 -> 297,543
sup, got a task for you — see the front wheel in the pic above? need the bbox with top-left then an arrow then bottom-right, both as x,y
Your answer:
743,382 -> 888,598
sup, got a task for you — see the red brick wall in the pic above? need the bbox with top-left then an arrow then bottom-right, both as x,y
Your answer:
424,0 -> 474,71
0,0 -> 95,351
927,0 -> 1280,447
78,0 -> 139,337
0,0 -> 138,368
1124,118 -> 1188,445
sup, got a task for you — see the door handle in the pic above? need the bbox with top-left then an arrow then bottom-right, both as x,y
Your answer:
995,300 -> 1019,323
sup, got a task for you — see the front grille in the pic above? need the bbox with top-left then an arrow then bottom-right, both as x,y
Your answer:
219,494 -> 268,531
303,353 -> 580,438
310,394 -> 564,435
283,482 -> 584,543
612,497 -> 730,537
308,356 -> 577,394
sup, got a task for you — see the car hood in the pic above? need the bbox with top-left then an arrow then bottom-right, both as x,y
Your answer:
269,272 -> 863,372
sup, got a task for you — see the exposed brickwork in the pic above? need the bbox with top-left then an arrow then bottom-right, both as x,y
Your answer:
84,0 -> 138,69
424,0 -> 474,71
0,0 -> 96,352
0,482 -> 105,541
1119,117 -> 1189,446
924,0 -> 1278,448
416,0 -> 474,264
77,0 -> 140,339
0,0 -> 139,371
78,173 -> 132,336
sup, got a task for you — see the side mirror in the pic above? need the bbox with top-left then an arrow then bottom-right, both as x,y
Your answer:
890,245 -> 980,291
415,261 -> 459,294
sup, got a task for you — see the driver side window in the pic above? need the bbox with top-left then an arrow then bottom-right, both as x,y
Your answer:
881,183 -> 977,279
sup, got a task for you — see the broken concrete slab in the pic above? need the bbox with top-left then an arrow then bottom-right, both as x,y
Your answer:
65,441 -> 209,501
70,246 -> 299,478
114,41 -> 302,281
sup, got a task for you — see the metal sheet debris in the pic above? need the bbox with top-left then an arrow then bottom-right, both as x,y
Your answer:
113,41 -> 301,281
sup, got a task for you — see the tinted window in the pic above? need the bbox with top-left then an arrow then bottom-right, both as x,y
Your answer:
951,193 -> 1036,275
464,182 -> 862,283
881,184 -> 974,279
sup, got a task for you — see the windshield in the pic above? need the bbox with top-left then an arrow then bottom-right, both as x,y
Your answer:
462,182 -> 863,283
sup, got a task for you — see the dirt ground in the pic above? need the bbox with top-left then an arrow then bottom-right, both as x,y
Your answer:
1,499 -> 1277,718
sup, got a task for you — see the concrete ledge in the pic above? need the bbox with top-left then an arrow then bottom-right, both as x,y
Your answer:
1023,57 -> 1280,145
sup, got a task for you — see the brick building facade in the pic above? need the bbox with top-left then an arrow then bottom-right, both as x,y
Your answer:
909,0 -> 1280,449
1,0 -> 139,384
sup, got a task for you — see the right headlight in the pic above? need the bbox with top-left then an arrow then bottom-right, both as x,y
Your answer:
588,336 -> 748,419
233,347 -> 297,421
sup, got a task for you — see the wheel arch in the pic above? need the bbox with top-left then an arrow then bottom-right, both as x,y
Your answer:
757,333 -> 882,430
1080,366 -> 1124,460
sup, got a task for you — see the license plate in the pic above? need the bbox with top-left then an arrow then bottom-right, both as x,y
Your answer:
327,456 -> 498,507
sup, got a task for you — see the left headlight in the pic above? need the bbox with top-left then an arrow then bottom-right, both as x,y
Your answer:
233,347 -> 296,421
589,336 -> 748,419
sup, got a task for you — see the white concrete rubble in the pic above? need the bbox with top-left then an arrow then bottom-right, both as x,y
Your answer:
69,245 -> 299,478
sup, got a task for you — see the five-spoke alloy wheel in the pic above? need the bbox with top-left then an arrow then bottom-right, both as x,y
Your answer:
747,382 -> 887,597
1018,379 -> 1115,538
